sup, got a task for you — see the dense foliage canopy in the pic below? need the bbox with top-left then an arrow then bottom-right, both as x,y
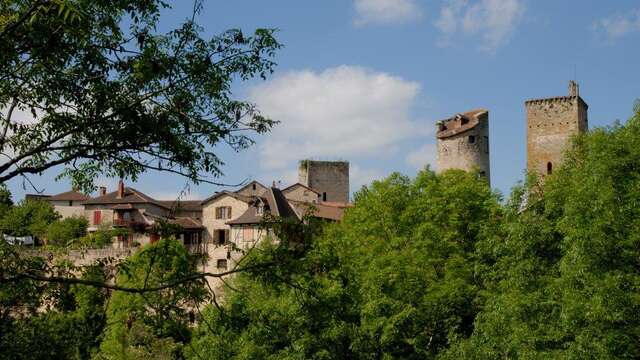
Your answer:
2,103 -> 640,358
0,0 -> 280,191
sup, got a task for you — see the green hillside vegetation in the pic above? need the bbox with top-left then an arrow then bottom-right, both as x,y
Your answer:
1,103 -> 640,359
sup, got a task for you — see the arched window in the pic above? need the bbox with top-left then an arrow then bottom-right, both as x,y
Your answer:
547,162 -> 553,175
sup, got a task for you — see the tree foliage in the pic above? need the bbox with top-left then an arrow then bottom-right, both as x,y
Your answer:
0,199 -> 59,238
46,216 -> 88,246
188,169 -> 501,359
0,0 -> 281,191
98,238 -> 205,359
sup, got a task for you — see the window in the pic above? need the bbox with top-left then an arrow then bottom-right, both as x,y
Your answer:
547,162 -> 553,175
93,210 -> 102,225
216,229 -> 227,245
216,259 -> 228,270
243,227 -> 254,243
256,205 -> 264,215
484,136 -> 489,153
68,200 -> 73,206
461,117 -> 469,125
479,171 -> 486,178
252,183 -> 256,190
322,192 -> 327,202
215,206 -> 232,219
468,135 -> 476,144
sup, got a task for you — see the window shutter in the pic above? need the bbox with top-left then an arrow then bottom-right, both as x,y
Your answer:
215,207 -> 220,219
93,210 -> 102,225
227,207 -> 232,219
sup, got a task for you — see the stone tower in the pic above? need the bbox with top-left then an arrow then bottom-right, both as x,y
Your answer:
436,108 -> 491,184
526,81 -> 588,176
298,160 -> 349,203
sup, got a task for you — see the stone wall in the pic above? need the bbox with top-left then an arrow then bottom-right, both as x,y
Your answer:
298,160 -> 349,203
436,113 -> 491,184
526,96 -> 588,176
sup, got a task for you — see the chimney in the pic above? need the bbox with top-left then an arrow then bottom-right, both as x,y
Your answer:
569,80 -> 579,97
117,179 -> 125,199
99,186 -> 107,196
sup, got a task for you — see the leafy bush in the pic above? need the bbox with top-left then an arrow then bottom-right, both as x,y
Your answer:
46,217 -> 88,247
0,200 -> 60,239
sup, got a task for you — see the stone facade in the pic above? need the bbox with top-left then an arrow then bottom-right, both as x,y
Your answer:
436,109 -> 491,184
282,183 -> 320,203
298,160 -> 349,203
526,81 -> 588,176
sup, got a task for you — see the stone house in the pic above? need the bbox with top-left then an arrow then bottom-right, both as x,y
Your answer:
81,180 -> 204,248
43,190 -> 90,218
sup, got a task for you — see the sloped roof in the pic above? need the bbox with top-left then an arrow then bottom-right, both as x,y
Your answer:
158,200 -> 202,212
234,180 -> 268,195
47,190 -> 91,202
436,108 -> 488,139
83,187 -> 170,209
281,182 -> 320,195
168,217 -> 204,229
227,188 -> 299,225
289,200 -> 350,222
200,191 -> 253,205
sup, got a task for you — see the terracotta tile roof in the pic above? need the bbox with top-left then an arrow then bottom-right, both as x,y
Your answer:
83,187 -> 170,209
289,201 -> 348,222
227,188 -> 299,225
47,190 -> 91,202
436,108 -> 488,139
158,200 -> 202,212
168,217 -> 204,229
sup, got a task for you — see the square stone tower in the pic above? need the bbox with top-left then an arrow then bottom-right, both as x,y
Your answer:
436,109 -> 491,184
526,81 -> 588,176
298,160 -> 349,203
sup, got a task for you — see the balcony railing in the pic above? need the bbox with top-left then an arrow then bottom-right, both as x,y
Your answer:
113,218 -> 145,227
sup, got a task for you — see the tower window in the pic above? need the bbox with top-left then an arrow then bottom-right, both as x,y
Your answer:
484,136 -> 489,153
468,135 -> 476,144
547,162 -> 553,175
322,192 -> 327,202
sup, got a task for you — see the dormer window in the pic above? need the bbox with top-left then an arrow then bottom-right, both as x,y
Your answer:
461,117 -> 469,125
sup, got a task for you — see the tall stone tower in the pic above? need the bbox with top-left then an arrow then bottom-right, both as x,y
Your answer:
298,160 -> 349,203
526,81 -> 588,176
436,108 -> 491,184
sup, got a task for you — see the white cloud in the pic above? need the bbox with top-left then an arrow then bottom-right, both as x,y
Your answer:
353,0 -> 422,26
435,0 -> 525,52
351,165 -> 386,191
248,65 -> 427,171
406,143 -> 437,171
592,10 -> 640,41
147,190 -> 202,201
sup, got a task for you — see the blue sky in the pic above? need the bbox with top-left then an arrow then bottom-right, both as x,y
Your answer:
7,0 -> 640,201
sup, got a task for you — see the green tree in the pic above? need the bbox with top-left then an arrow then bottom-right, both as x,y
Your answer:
0,0 -> 280,191
0,184 -> 12,219
46,216 -> 88,246
188,169 -> 501,359
445,103 -> 640,359
0,261 -> 109,360
0,199 -> 59,238
98,238 -> 205,359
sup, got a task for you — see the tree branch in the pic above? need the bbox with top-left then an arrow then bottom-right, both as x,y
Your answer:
2,261 -> 275,294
